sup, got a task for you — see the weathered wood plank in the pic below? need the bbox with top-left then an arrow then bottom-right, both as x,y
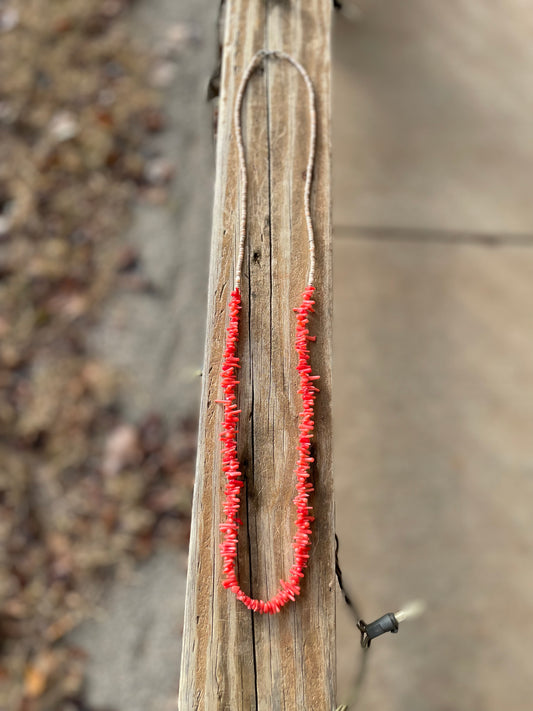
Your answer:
179,1 -> 334,708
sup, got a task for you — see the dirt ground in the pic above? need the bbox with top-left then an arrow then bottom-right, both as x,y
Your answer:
0,0 -> 209,708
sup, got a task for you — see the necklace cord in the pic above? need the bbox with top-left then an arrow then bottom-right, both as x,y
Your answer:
233,49 -> 317,289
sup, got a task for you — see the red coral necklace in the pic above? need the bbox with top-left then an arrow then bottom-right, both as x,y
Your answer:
218,50 -> 318,614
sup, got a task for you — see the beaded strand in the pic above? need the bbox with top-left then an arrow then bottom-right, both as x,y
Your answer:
218,50 -> 319,614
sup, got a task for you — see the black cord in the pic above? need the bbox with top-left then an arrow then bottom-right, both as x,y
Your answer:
335,534 -> 363,625
334,534 -> 369,709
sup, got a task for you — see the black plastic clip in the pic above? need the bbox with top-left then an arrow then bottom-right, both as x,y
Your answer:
357,612 -> 399,648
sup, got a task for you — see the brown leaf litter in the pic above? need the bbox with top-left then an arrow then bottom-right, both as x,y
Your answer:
0,1 -> 195,708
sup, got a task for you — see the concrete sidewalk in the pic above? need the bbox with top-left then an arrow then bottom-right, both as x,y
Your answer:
333,3 -> 533,709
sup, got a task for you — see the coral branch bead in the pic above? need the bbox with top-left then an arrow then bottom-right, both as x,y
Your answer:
218,285 -> 319,614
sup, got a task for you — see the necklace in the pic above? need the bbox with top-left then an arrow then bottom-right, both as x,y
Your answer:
217,50 -> 319,614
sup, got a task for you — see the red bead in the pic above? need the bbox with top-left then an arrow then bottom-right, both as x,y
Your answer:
218,285 -> 319,614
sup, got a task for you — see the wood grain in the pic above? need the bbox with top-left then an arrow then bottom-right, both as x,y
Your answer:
178,1 -> 334,708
